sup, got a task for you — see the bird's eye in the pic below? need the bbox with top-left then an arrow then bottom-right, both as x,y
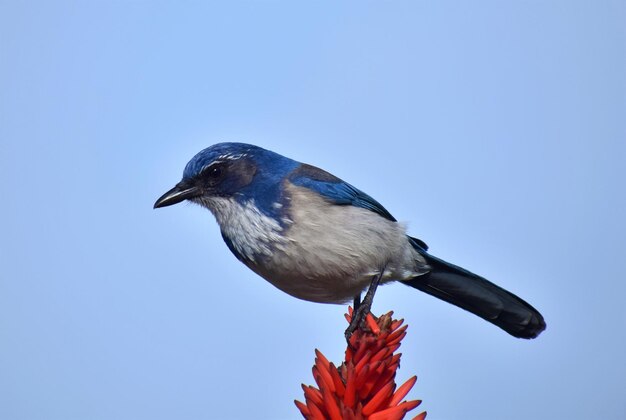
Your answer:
208,167 -> 222,178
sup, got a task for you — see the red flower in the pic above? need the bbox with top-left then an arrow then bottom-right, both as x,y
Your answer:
295,308 -> 426,420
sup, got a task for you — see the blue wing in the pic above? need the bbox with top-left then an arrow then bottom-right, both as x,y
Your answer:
288,163 -> 397,222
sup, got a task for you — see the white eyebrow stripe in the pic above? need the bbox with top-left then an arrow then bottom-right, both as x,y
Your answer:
218,152 -> 249,161
199,153 -> 250,173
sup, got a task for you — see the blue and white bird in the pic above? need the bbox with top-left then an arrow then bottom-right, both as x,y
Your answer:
154,143 -> 546,339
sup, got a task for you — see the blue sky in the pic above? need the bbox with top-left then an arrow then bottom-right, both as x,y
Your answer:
1,1 -> 625,419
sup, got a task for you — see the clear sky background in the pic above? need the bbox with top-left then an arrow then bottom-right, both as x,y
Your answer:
1,1 -> 625,419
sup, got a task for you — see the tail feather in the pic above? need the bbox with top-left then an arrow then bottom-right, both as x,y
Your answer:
406,239 -> 546,339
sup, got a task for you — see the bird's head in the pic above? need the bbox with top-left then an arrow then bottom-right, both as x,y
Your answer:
154,142 -> 298,214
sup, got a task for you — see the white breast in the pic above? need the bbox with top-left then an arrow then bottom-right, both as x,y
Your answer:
254,183 -> 429,303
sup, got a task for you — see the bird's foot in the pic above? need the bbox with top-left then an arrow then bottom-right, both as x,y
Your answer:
344,266 -> 385,344
344,303 -> 370,342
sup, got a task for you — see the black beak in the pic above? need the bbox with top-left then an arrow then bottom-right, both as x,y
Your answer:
154,181 -> 200,209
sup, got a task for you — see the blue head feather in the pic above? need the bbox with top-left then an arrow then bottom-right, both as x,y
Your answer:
182,143 -> 299,220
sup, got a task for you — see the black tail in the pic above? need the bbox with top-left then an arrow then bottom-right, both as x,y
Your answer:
406,238 -> 546,339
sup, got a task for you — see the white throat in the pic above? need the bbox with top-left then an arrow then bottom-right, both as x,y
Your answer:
196,196 -> 287,262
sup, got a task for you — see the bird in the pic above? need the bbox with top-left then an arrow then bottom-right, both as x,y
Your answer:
154,142 -> 546,339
